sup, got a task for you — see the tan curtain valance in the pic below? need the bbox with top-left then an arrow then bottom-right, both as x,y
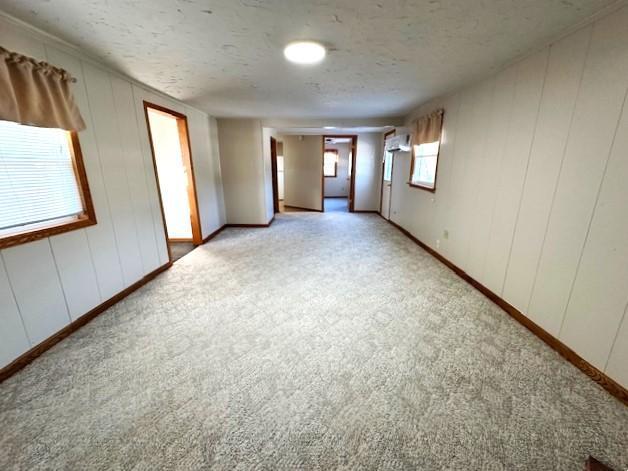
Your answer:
1,46 -> 86,131
414,109 -> 444,145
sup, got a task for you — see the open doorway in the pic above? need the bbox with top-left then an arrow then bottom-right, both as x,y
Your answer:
322,135 -> 357,212
144,102 -> 202,262
270,137 -> 286,213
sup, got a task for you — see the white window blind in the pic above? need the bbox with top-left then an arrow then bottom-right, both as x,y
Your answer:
411,140 -> 440,188
0,120 -> 84,235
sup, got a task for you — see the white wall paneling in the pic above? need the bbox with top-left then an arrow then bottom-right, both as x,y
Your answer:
82,63 -> 145,287
559,73 -> 628,369
502,26 -> 592,314
0,258 -> 30,367
0,15 -> 224,369
606,305 -> 628,387
46,46 -> 125,301
481,49 -> 548,295
528,8 -> 628,339
111,77 -> 161,274
392,6 -> 628,388
2,240 -> 70,346
464,67 -> 516,280
49,231 -> 101,322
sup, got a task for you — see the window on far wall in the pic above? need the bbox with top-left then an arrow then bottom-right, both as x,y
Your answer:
383,149 -> 393,182
410,140 -> 440,190
0,120 -> 96,249
324,150 -> 338,177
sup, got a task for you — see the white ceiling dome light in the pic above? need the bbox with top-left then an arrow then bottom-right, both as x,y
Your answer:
284,41 -> 326,65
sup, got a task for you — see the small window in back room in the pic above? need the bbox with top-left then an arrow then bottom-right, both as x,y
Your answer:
0,120 -> 96,249
324,149 -> 338,177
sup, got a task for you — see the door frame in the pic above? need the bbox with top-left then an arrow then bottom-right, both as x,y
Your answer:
379,129 -> 396,218
322,134 -> 358,212
143,101 -> 203,256
270,137 -> 280,213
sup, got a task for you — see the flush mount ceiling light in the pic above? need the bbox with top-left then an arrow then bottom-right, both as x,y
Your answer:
284,41 -> 326,65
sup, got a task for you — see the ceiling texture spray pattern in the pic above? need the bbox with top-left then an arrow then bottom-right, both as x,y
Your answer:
0,0 -> 618,118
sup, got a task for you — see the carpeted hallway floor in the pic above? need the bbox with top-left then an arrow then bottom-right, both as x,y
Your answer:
1,210 -> 627,470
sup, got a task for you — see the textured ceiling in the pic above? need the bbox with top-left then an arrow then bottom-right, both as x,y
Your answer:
0,0 -> 619,118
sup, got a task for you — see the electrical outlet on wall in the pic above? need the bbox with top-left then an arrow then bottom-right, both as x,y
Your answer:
443,230 -> 449,239
436,239 -> 440,249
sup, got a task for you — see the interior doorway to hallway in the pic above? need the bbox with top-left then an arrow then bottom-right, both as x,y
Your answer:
322,135 -> 357,212
270,137 -> 286,213
144,102 -> 202,262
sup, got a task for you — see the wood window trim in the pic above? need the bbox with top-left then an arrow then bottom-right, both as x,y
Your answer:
0,131 -> 97,250
324,149 -> 338,177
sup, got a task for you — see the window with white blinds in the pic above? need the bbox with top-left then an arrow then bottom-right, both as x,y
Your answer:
0,120 -> 92,244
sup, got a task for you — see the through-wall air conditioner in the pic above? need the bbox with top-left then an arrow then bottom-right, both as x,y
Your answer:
385,134 -> 412,152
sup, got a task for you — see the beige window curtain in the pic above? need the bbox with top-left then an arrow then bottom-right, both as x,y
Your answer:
0,46 -> 85,131
414,108 -> 444,145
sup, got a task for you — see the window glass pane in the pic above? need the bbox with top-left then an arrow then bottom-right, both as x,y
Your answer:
324,151 -> 337,177
411,140 -> 440,188
383,150 -> 393,181
0,120 -> 83,235
415,140 -> 440,157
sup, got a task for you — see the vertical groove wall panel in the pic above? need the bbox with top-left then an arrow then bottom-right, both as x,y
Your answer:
559,84 -> 628,369
111,77 -> 161,273
502,26 -> 592,314
528,8 -> 628,337
0,258 -> 30,368
441,87 -> 479,266
605,304 -> 628,386
424,94 -> 461,251
2,240 -> 70,346
465,66 -> 517,280
0,19 -> 46,61
453,79 -> 495,271
45,47 -> 125,301
481,49 -> 549,295
49,231 -> 101,321
42,45 -> 101,322
82,63 -> 144,287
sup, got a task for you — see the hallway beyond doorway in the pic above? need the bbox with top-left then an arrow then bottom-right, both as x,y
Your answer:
324,197 -> 348,212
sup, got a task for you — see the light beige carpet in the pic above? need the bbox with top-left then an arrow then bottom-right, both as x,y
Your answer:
1,210 -> 627,470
